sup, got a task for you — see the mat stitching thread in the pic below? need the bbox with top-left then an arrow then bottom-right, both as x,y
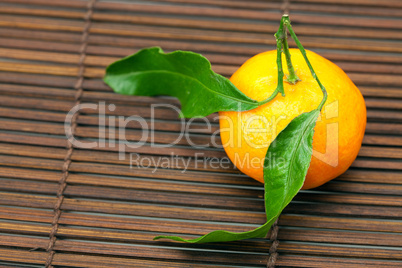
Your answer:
281,0 -> 290,14
267,219 -> 280,268
266,0 -> 289,266
45,0 -> 96,266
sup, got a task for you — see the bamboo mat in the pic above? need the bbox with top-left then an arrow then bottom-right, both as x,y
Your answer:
0,0 -> 401,267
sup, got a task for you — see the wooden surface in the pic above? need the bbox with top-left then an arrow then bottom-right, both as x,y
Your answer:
0,0 -> 401,267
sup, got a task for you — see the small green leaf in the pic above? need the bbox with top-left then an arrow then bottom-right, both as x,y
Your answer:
154,109 -> 319,243
264,109 -> 320,221
154,220 -> 275,243
104,47 -> 259,118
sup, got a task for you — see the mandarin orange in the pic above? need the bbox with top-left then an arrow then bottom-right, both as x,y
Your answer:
219,49 -> 366,189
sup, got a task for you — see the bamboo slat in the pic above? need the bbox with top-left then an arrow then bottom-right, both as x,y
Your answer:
0,95 -> 400,126
3,47 -> 402,78
276,254 -> 402,268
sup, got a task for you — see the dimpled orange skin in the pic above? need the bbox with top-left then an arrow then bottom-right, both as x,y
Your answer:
219,49 -> 366,190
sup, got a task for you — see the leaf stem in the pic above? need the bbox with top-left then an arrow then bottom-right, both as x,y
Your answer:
258,14 -> 300,106
282,33 -> 300,85
278,15 -> 300,85
283,16 -> 328,110
258,38 -> 284,105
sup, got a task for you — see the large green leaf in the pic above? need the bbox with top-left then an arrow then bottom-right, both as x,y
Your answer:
154,109 -> 319,243
263,109 -> 319,221
104,47 -> 259,118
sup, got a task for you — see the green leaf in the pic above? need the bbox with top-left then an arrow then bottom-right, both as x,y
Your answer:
153,220 -> 275,243
264,109 -> 320,221
154,109 -> 319,243
103,47 -> 259,118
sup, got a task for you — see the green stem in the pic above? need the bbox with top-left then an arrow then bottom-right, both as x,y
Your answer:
279,14 -> 300,85
258,15 -> 300,105
258,38 -> 284,105
282,35 -> 300,85
283,16 -> 327,110
258,15 -> 326,109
